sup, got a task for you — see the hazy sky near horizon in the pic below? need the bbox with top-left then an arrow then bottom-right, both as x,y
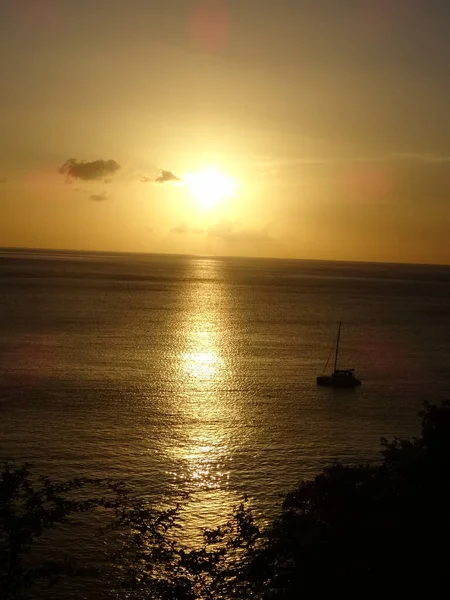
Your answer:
1,0 -> 450,263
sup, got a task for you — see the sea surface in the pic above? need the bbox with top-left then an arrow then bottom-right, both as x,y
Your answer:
1,249 -> 449,596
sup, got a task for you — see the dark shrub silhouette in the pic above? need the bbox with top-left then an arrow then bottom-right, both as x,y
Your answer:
2,401 -> 450,599
246,401 -> 450,598
0,463 -> 124,599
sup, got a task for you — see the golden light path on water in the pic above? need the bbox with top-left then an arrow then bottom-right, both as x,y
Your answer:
172,259 -> 240,540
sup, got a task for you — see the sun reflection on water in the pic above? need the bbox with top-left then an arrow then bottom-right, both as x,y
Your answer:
172,259 -> 240,539
182,347 -> 223,381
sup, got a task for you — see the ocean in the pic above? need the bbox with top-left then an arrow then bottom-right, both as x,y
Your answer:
1,249 -> 449,595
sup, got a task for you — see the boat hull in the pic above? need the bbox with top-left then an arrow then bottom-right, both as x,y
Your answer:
317,375 -> 361,387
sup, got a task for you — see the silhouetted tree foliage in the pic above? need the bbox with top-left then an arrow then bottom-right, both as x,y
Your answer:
0,463 -> 125,599
2,401 -> 450,599
113,495 -> 260,600
246,400 -> 450,598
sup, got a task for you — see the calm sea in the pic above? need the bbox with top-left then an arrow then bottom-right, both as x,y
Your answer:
1,249 -> 449,595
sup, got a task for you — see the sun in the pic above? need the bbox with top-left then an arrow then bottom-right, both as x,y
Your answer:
185,168 -> 237,210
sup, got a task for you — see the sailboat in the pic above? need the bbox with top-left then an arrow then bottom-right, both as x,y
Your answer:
317,321 -> 362,387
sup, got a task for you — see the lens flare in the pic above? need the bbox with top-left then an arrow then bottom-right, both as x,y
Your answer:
188,1 -> 231,53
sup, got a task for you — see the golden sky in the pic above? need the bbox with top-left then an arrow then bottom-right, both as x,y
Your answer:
1,0 -> 449,264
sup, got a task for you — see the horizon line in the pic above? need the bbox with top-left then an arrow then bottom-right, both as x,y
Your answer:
1,245 -> 449,269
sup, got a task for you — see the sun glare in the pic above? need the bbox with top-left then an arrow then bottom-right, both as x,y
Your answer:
185,168 -> 237,210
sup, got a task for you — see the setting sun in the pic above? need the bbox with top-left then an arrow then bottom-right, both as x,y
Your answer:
185,168 -> 237,210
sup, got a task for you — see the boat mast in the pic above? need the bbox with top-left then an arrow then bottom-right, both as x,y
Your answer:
334,321 -> 341,373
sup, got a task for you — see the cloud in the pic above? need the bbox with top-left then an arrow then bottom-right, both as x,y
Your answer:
0,177 -> 6,184
170,224 -> 205,235
256,152 -> 450,171
89,192 -> 108,202
392,152 -> 450,164
208,221 -> 274,243
154,169 -> 183,184
170,221 -> 275,243
59,158 -> 120,181
171,224 -> 189,234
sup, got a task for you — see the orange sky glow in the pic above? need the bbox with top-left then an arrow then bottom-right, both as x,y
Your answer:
1,0 -> 449,264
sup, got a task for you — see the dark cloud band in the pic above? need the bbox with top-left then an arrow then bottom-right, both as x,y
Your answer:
154,169 -> 182,184
59,158 -> 120,181
90,192 -> 108,202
